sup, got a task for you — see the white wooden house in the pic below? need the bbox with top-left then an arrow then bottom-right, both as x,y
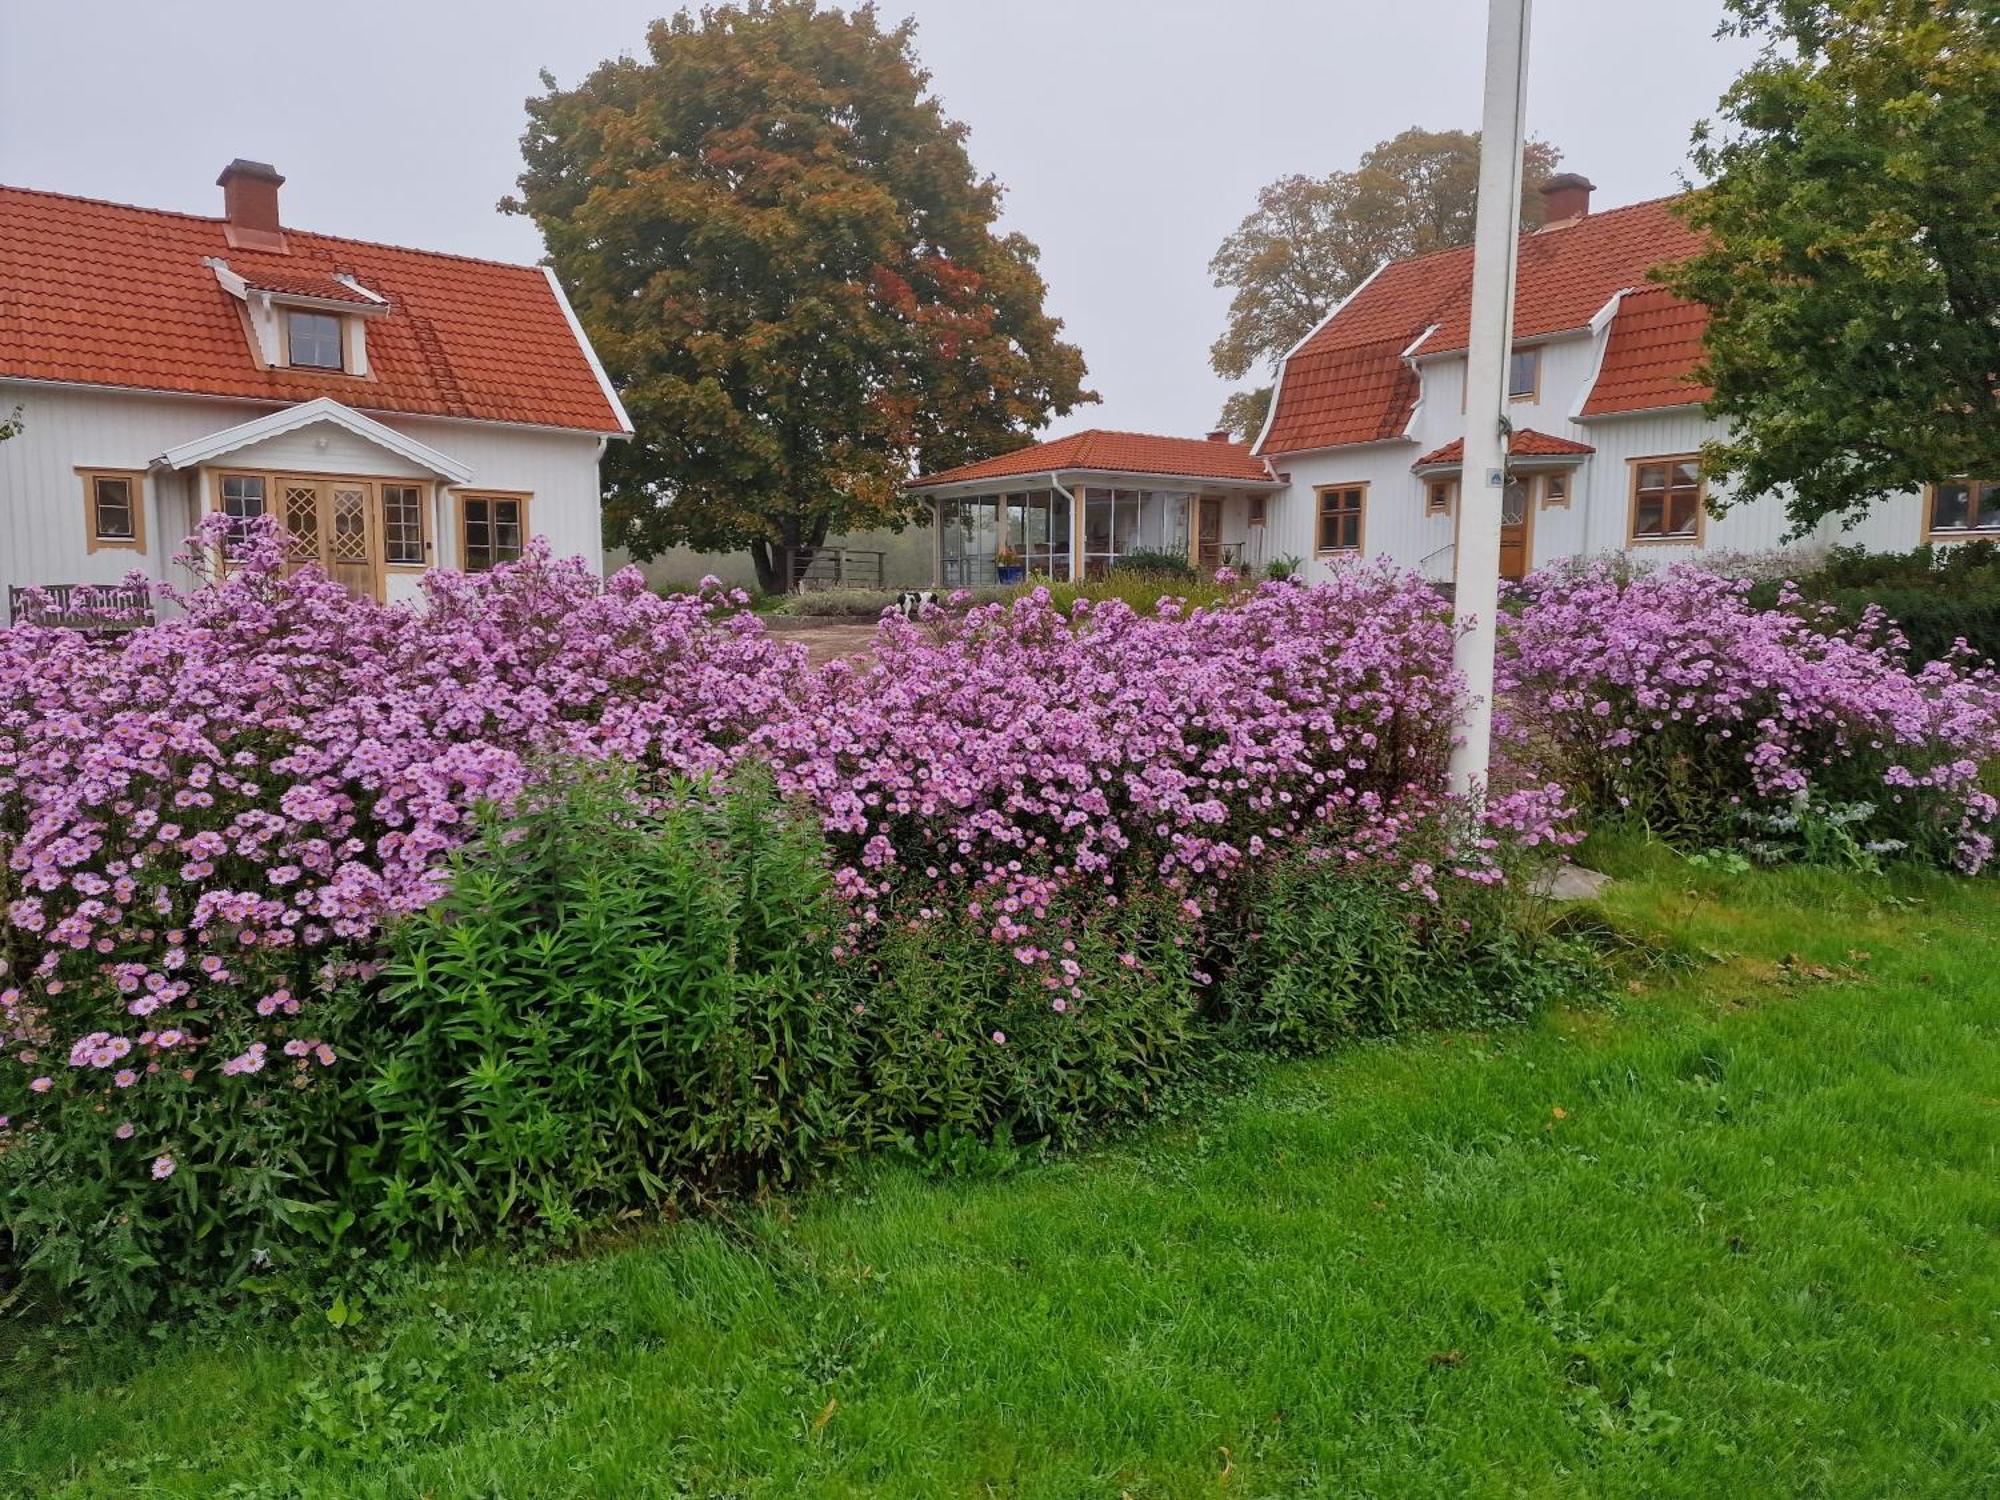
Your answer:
1251,176 -> 1982,583
906,177 -> 1993,591
0,160 -> 630,621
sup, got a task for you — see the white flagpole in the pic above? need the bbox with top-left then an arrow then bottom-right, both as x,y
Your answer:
1448,0 -> 1533,797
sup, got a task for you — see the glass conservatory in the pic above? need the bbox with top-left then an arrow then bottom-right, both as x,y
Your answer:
910,429 -> 1283,587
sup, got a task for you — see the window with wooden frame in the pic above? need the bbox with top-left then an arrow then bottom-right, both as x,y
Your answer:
458,492 -> 529,571
1424,478 -> 1456,516
1247,495 -> 1267,527
1927,478 -> 2000,539
1627,456 -> 1703,543
1315,484 -> 1366,554
1508,347 -> 1541,402
1539,472 -> 1572,508
214,472 -> 268,559
284,310 -> 344,371
381,483 -> 428,567
80,469 -> 146,551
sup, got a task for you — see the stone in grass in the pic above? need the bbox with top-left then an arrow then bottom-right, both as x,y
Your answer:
1532,862 -> 1613,902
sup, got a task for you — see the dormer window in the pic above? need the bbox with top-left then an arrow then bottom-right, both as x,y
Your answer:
286,310 -> 344,370
1508,347 -> 1540,401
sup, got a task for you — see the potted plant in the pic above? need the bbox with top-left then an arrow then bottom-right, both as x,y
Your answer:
994,546 -> 1025,584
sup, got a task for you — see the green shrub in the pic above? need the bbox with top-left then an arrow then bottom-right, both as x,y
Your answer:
1815,584 -> 2000,667
768,588 -> 903,618
1111,549 -> 1198,580
981,570 -> 1245,617
849,888 -> 1203,1157
1216,833 -> 1595,1054
1746,542 -> 2000,665
360,765 -> 858,1247
0,990 -> 364,1325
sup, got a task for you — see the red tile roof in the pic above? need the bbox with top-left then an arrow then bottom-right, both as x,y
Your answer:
1578,285 -> 1712,417
1254,337 -> 1422,458
233,265 -> 381,306
1413,428 -> 1596,468
1258,196 -> 1706,455
0,184 -> 626,433
910,429 -> 1277,488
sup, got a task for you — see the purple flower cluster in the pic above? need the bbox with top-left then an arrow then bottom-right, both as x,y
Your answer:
42,533 -> 1988,1184
1497,561 -> 2000,870
757,572 -> 1500,997
1,517 -> 807,1149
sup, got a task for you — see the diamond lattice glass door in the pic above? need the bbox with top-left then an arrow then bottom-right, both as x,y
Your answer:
281,482 -> 322,573
326,484 -> 378,599
276,478 -> 383,600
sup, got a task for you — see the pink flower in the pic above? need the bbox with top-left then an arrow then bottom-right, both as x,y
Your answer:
151,1154 -> 176,1179
28,1076 -> 52,1094
991,1031 -> 1006,1045
114,1121 -> 135,1140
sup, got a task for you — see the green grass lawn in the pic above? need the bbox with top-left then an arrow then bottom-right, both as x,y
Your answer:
6,838 -> 1999,1497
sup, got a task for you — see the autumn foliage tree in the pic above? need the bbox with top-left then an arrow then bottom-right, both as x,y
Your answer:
1209,128 -> 1562,437
506,2 -> 1092,591
1667,0 -> 1999,531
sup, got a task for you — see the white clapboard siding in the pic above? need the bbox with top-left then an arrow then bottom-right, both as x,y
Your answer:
1261,333 -> 1932,584
1,381 -> 605,612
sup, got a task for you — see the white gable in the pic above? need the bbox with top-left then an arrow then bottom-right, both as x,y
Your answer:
154,397 -> 473,484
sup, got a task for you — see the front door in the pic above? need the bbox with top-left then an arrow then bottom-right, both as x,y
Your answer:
278,477 -> 383,600
1196,497 -> 1224,572
1498,478 -> 1531,580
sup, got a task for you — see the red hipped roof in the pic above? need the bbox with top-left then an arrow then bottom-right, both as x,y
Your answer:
1257,197 -> 1708,456
0,184 -> 627,434
910,428 -> 1277,488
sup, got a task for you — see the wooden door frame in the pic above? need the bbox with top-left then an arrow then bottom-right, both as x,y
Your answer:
1499,473 -> 1535,580
1450,470 -> 1536,579
276,474 -> 385,602
1193,495 -> 1224,570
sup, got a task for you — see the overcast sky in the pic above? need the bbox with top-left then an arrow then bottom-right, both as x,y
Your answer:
1,0 -> 1755,437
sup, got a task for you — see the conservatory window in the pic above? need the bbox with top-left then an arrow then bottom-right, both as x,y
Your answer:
1082,488 -> 1190,576
938,491 -> 1071,584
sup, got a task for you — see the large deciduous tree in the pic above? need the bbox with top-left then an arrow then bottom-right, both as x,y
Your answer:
1667,0 -> 1999,531
506,2 -> 1093,591
1208,128 -> 1562,433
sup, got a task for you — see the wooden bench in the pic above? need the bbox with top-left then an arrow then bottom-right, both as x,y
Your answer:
6,583 -> 156,632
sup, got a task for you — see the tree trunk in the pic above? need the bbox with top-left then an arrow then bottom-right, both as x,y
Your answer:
748,512 -> 835,595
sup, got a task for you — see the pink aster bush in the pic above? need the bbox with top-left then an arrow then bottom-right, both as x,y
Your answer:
0,518 -> 806,1313
751,573 -> 1588,1151
1497,560 -> 2000,870
759,572 -> 1470,972
1,532 -> 1589,1320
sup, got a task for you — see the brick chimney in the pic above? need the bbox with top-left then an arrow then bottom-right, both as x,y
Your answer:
1207,428 -> 1233,443
1538,172 -> 1595,224
217,159 -> 286,252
